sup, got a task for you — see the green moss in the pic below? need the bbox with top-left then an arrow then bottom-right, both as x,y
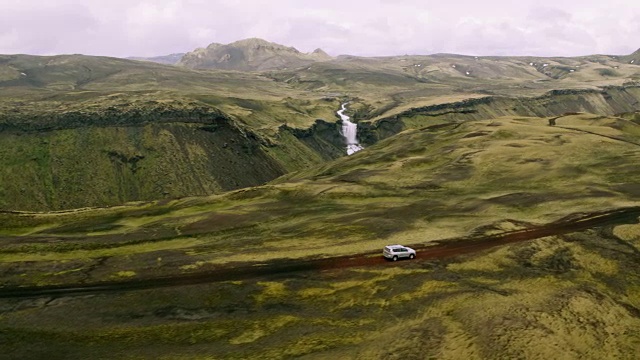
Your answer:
0,236 -> 204,262
112,270 -> 137,278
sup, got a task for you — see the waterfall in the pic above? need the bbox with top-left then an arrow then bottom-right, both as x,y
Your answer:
337,103 -> 364,155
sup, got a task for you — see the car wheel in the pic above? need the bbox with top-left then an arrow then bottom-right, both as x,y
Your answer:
392,255 -> 398,261
409,254 -> 415,259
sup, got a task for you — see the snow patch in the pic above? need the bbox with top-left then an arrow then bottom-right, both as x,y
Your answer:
543,63 -> 549,67
529,62 -> 534,66
20,72 -> 26,76
465,71 -> 470,75
631,60 -> 636,64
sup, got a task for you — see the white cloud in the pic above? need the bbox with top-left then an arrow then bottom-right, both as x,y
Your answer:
0,0 -> 638,57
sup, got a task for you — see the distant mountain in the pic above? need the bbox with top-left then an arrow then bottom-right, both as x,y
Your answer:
128,53 -> 185,65
621,48 -> 640,65
178,38 -> 332,71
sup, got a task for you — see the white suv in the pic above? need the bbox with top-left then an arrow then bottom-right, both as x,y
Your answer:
383,245 -> 416,261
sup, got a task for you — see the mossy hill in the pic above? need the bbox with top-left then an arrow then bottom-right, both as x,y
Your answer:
1,112 -> 639,359
1,43 -> 640,359
2,45 -> 640,210
3,112 -> 639,281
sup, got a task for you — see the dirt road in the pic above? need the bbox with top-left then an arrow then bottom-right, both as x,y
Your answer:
1,206 -> 638,299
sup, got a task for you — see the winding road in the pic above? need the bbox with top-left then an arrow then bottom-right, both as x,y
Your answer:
1,206 -> 639,299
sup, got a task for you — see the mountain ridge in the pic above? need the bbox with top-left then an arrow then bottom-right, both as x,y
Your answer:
177,38 -> 333,71
127,53 -> 186,65
621,47 -> 640,64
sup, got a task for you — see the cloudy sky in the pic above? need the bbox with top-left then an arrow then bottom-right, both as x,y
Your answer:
1,0 -> 638,58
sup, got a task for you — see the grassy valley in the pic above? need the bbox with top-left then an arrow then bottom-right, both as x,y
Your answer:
1,42 -> 640,359
2,113 -> 639,277
2,46 -> 640,211
1,113 -> 639,358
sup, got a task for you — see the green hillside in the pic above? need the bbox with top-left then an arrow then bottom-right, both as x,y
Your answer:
1,46 -> 639,211
1,112 -> 639,359
2,41 -> 640,359
0,54 -> 350,210
2,112 -> 639,278
2,46 -> 640,211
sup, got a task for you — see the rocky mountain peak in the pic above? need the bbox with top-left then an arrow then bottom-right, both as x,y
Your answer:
231,38 -> 297,51
178,38 -> 332,71
310,48 -> 332,61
